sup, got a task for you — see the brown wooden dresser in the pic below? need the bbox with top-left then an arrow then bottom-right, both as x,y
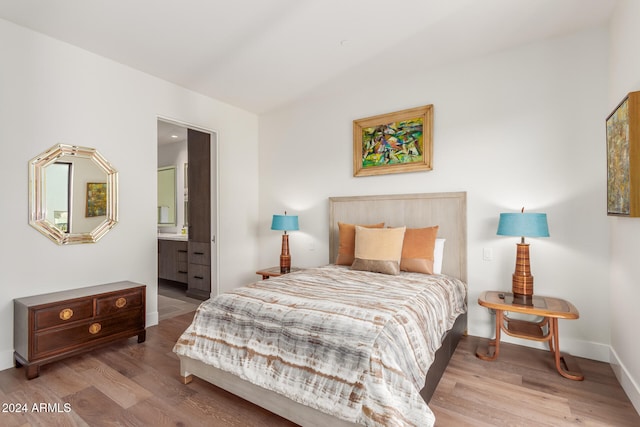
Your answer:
13,281 -> 146,379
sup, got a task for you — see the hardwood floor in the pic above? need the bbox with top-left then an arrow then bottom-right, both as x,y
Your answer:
430,335 -> 639,426
157,280 -> 202,321
0,311 -> 637,426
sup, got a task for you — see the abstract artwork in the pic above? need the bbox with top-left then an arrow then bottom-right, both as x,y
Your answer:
86,182 -> 107,217
353,105 -> 433,177
606,91 -> 640,217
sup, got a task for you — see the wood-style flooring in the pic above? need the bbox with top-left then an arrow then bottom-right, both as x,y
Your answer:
430,336 -> 639,426
0,310 -> 637,426
157,280 -> 202,322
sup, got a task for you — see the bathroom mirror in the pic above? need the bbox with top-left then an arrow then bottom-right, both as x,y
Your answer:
157,166 -> 176,226
29,144 -> 119,244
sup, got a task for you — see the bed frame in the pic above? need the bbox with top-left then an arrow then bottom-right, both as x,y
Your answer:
178,192 -> 467,426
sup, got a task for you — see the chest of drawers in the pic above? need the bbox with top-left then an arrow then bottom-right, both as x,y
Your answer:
14,281 -> 146,379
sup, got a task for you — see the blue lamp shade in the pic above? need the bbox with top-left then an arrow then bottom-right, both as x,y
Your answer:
271,214 -> 299,232
497,212 -> 549,238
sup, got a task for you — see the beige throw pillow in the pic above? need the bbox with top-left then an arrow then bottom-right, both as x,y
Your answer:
335,222 -> 385,265
351,226 -> 406,275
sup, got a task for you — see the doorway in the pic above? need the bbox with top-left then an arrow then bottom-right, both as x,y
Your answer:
157,118 -> 218,316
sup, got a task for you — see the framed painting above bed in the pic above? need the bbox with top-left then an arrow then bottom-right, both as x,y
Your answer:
353,105 -> 433,177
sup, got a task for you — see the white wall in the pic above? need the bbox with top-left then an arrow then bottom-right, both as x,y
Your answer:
259,27 -> 610,361
0,18 -> 260,370
608,0 -> 640,413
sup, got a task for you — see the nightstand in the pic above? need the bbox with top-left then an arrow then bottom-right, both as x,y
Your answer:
476,291 -> 583,381
256,266 -> 302,280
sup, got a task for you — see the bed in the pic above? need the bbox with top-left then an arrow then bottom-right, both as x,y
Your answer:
174,192 -> 468,426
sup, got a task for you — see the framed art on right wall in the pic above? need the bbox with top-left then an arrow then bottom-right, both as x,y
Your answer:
606,90 -> 640,217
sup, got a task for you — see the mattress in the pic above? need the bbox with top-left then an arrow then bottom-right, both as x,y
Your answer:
173,264 -> 467,426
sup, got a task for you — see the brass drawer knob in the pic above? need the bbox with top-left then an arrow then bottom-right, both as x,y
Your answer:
115,297 -> 127,308
59,308 -> 74,321
88,323 -> 102,334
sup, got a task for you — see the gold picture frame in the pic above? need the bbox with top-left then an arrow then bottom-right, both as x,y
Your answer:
353,105 -> 433,177
606,91 -> 640,217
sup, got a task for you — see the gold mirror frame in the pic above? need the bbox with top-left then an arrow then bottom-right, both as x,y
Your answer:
29,144 -> 119,245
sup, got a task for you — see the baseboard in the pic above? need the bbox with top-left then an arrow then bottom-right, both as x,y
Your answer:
499,335 -> 610,363
469,315 -> 611,363
561,337 -> 611,363
610,347 -> 640,415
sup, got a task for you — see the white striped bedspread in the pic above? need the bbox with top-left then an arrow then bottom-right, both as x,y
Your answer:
173,264 -> 467,426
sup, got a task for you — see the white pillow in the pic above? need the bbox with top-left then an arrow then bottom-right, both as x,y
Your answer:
433,238 -> 445,274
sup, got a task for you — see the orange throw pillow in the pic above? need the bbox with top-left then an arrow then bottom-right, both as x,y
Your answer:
400,226 -> 439,274
335,222 -> 384,265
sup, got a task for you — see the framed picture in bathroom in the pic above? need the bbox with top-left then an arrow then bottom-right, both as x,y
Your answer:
86,182 -> 107,217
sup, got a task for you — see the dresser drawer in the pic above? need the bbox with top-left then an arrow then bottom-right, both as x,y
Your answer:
176,263 -> 188,283
34,300 -> 94,331
188,263 -> 211,291
188,242 -> 210,266
33,308 -> 144,359
177,248 -> 188,263
96,288 -> 144,316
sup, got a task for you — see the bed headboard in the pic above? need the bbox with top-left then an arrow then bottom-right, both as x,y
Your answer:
329,192 -> 467,282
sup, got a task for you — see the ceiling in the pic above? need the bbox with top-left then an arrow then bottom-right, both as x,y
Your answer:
157,120 -> 188,146
0,0 -> 617,114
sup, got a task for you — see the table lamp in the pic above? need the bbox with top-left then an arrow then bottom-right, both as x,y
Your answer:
497,209 -> 549,305
271,211 -> 299,273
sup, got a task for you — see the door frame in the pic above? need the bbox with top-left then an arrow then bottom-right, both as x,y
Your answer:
157,116 -> 220,297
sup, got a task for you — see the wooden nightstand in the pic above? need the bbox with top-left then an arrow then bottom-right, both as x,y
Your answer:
476,291 -> 583,381
256,266 -> 302,280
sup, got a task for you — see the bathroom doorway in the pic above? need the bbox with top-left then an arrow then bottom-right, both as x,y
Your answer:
157,118 -> 218,316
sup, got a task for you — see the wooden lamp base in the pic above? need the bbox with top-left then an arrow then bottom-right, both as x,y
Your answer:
279,233 -> 291,273
512,242 -> 534,305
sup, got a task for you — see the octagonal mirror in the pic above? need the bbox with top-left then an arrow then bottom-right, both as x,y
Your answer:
29,144 -> 118,244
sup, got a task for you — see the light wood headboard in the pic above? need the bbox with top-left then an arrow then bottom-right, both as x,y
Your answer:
329,192 -> 467,282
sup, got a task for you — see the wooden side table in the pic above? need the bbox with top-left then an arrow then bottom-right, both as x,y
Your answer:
476,291 -> 584,381
256,266 -> 302,280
